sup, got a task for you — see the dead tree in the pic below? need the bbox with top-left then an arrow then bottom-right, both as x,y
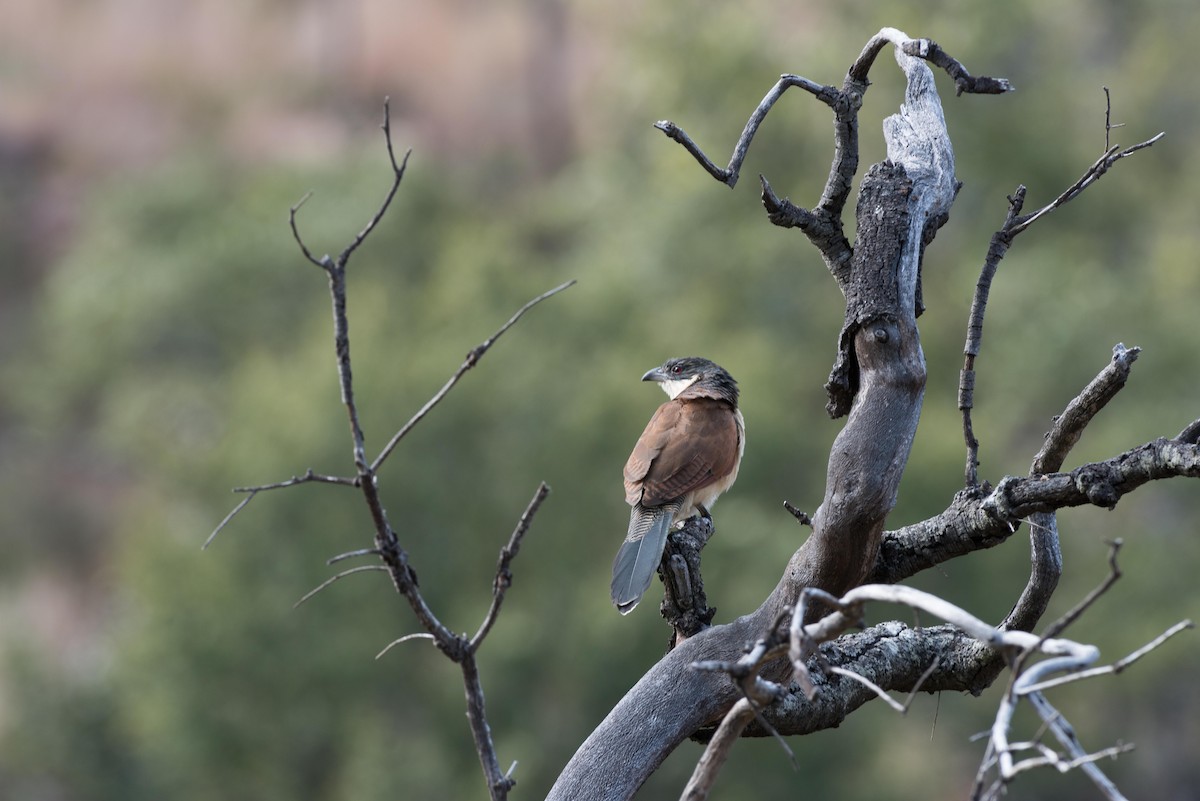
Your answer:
547,29 -> 1196,801
209,102 -> 574,801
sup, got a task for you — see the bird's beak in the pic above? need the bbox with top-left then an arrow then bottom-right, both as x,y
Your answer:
641,367 -> 668,382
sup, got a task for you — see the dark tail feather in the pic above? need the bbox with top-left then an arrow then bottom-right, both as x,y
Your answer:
611,501 -> 680,614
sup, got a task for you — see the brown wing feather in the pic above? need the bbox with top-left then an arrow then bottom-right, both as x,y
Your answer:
623,401 -> 680,504
624,398 -> 739,508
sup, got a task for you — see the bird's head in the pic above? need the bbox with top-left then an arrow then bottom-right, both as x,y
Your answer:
642,356 -> 738,404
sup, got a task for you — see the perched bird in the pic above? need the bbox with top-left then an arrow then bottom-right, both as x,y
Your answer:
611,357 -> 745,614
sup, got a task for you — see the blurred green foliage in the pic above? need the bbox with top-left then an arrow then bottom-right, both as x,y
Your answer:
2,2 -> 1199,800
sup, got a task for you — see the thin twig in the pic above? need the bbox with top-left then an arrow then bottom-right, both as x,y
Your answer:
207,472 -> 357,548
782,500 -> 812,525
906,655 -> 942,708
1018,620 -> 1194,695
372,280 -> 576,472
470,482 -> 551,651
338,99 -> 412,265
204,491 -> 257,550
293,565 -> 388,609
1008,132 -> 1164,237
1027,693 -> 1130,800
1103,87 -> 1124,151
829,666 -> 907,713
376,632 -> 437,659
233,469 -> 359,493
288,192 -> 326,269
1038,538 -> 1123,642
959,188 -> 1026,486
327,547 -> 381,565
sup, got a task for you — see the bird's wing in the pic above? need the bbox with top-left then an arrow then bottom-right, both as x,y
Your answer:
623,400 -> 680,504
624,398 -> 740,508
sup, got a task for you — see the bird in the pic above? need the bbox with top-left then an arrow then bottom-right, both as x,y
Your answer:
611,356 -> 745,614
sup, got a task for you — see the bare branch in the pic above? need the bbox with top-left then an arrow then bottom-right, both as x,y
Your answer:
327,547 -> 381,565
469,482 -> 551,651
1008,131 -> 1165,237
371,280 -> 576,473
828,666 -> 908,713
1004,340 -> 1139,632
288,191 -> 327,270
376,632 -> 437,660
830,655 -> 943,717
204,491 -> 257,550
679,698 -> 758,801
1032,344 -> 1141,474
898,38 -> 1013,95
985,439 -> 1200,520
234,469 -> 359,493
1025,693 -> 1130,801
959,187 -> 1026,486
1018,619 -> 1194,694
1103,87 -> 1125,151
958,100 -> 1162,487
219,102 -> 569,801
293,565 -> 388,609
338,99 -> 411,264
1037,539 -> 1124,644
654,73 -> 839,189
781,581 -> 1152,798
1177,417 -> 1200,444
870,435 -> 1200,589
462,653 -> 517,798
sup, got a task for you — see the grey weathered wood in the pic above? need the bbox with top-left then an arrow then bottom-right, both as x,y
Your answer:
547,43 -> 955,801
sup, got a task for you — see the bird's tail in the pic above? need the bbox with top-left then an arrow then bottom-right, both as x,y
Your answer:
611,501 -> 681,614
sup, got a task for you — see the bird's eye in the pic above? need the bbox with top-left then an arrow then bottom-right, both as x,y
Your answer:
671,364 -> 682,374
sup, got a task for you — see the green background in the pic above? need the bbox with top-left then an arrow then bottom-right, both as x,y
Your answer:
2,1 -> 1198,799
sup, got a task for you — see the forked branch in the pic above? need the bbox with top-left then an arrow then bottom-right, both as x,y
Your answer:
958,97 -> 1164,487
215,101 -> 572,801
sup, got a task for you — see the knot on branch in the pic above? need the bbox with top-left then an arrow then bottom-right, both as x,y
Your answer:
833,88 -> 863,116
981,476 -> 1022,528
1075,463 -> 1121,509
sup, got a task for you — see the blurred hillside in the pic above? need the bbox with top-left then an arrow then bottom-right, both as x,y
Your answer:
1,1 -> 1198,800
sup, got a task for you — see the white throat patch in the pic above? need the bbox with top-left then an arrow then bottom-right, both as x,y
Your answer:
659,374 -> 701,400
